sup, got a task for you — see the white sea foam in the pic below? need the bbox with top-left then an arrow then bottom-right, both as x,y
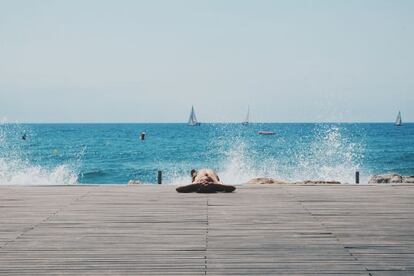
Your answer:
0,158 -> 78,185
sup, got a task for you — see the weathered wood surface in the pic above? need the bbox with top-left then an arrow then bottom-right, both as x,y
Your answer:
0,184 -> 413,275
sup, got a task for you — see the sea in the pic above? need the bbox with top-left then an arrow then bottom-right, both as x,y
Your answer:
0,123 -> 413,185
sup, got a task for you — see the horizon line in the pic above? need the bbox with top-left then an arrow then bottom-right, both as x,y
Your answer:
2,121 -> 412,124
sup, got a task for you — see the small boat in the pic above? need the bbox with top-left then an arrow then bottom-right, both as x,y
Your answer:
258,131 -> 275,135
395,111 -> 402,126
241,106 -> 250,126
188,106 -> 201,126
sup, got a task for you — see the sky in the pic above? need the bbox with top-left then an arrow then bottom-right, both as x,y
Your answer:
0,0 -> 413,123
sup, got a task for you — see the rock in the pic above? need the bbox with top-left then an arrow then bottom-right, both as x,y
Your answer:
128,180 -> 142,185
368,173 -> 403,184
300,180 -> 341,185
389,174 -> 403,183
402,176 -> 414,183
246,178 -> 341,185
246,178 -> 288,184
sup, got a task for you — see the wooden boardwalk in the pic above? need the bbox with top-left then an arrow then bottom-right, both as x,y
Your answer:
0,184 -> 413,275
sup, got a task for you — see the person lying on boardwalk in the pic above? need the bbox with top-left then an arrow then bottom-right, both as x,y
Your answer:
176,169 -> 236,193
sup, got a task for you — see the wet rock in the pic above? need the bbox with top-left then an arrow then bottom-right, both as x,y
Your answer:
246,178 -> 288,184
300,180 -> 341,185
402,176 -> 414,183
368,173 -> 403,184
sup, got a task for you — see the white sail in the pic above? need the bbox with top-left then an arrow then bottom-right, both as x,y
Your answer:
242,106 -> 250,125
396,111 -> 402,126
188,106 -> 200,126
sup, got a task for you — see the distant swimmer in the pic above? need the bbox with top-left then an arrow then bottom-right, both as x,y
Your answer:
21,133 -> 27,140
176,169 -> 236,193
140,132 -> 146,140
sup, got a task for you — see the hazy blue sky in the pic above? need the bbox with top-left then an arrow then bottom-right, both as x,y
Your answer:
0,0 -> 413,123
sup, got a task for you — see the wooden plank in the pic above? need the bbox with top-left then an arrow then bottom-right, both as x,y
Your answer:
0,184 -> 413,275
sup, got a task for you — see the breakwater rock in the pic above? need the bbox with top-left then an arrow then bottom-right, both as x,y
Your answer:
246,178 -> 289,184
299,180 -> 341,185
246,178 -> 341,185
369,173 -> 414,184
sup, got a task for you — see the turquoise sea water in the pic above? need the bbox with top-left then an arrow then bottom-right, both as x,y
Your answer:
0,123 -> 413,185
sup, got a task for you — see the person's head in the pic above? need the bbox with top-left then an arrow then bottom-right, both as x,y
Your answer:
190,169 -> 220,184
191,169 -> 197,183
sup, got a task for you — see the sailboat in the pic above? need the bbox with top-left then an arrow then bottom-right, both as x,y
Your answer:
395,111 -> 402,126
242,106 -> 250,125
188,106 -> 201,126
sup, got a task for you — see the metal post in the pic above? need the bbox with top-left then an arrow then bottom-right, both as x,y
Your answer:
355,171 -> 360,184
157,170 -> 162,184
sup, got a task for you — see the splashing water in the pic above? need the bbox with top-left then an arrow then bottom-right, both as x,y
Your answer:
292,125 -> 365,183
217,139 -> 280,184
206,124 -> 365,184
0,159 -> 77,185
0,123 -> 79,185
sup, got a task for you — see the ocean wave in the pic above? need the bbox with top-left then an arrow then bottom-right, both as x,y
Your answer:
0,158 -> 78,185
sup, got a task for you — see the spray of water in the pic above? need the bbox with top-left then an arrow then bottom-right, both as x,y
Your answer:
292,125 -> 365,183
0,159 -> 77,185
207,124 -> 365,184
217,139 -> 281,184
0,123 -> 79,185
169,170 -> 190,185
